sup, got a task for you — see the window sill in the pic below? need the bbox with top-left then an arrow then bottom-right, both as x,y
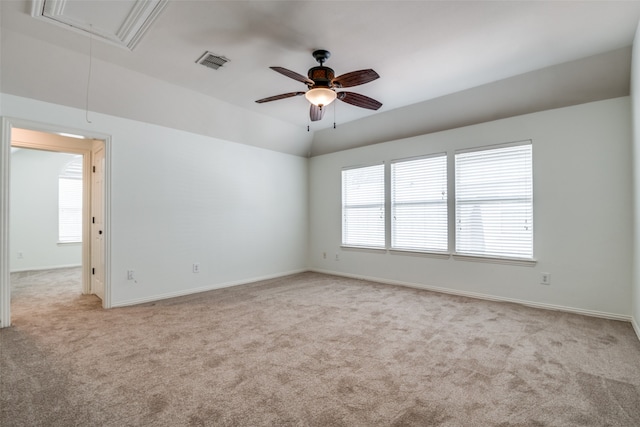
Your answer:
452,253 -> 536,266
389,249 -> 450,259
57,241 -> 81,246
341,245 -> 386,253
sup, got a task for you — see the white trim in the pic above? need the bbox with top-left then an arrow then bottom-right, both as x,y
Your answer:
12,131 -> 93,294
390,151 -> 448,165
0,119 -> 11,328
31,0 -> 168,51
101,136 -> 112,309
310,268 -> 632,322
341,245 -> 386,253
389,249 -> 450,260
454,139 -> 532,155
112,269 -> 308,308
341,161 -> 385,172
0,117 -> 112,328
117,0 -> 169,50
10,264 -> 82,273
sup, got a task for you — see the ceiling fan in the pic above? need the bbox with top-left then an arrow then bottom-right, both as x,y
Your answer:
255,49 -> 382,122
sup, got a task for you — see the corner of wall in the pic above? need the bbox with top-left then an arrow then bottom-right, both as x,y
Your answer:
631,19 -> 640,342
0,117 -> 12,328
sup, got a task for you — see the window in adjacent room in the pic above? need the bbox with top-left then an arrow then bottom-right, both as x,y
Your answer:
391,154 -> 448,252
455,142 -> 533,259
59,155 -> 83,243
342,163 -> 385,248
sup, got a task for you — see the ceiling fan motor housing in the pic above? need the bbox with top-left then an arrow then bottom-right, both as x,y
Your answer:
308,66 -> 335,88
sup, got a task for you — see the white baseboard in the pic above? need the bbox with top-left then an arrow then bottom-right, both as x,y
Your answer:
310,268 -> 632,323
113,267 -> 638,340
10,264 -> 81,273
112,268 -> 308,308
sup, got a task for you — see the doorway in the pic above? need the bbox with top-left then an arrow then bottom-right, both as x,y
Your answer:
0,119 -> 110,328
10,148 -> 84,301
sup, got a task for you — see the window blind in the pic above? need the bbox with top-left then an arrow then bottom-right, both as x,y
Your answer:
59,156 -> 83,243
391,154 -> 447,252
455,143 -> 532,258
342,164 -> 385,248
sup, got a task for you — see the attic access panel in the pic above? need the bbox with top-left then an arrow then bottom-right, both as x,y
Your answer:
31,0 -> 168,50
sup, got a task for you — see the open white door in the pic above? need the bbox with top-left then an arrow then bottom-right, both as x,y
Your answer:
91,140 -> 105,300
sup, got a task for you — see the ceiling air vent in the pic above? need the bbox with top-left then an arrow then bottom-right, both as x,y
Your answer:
196,52 -> 229,70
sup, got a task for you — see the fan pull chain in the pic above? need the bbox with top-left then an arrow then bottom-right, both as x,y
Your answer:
85,25 -> 93,123
333,101 -> 336,129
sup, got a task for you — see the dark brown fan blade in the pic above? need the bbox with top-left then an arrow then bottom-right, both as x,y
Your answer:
255,92 -> 305,103
337,92 -> 382,110
310,104 -> 325,121
332,69 -> 379,88
270,67 -> 314,85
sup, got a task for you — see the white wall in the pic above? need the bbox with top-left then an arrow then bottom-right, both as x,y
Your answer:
10,149 -> 81,271
631,21 -> 640,337
1,94 -> 308,307
310,97 -> 632,318
0,27 -> 313,157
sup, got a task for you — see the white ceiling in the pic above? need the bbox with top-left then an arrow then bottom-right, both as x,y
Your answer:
2,1 -> 640,156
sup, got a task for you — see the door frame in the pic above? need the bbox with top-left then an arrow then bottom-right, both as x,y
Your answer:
11,129 -> 98,296
0,117 -> 112,328
90,138 -> 106,300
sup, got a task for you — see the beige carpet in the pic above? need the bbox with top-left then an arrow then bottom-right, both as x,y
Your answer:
2,268 -> 640,426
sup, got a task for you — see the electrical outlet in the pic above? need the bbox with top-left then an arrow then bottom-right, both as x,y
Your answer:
193,263 -> 200,273
17,252 -> 23,259
127,270 -> 135,280
541,272 -> 551,285
335,253 -> 340,261
323,252 -> 327,259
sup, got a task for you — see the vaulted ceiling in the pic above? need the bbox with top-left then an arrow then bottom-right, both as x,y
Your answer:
2,1 -> 640,156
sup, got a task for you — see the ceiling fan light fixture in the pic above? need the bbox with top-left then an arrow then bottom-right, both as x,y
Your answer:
256,50 -> 382,121
305,87 -> 337,107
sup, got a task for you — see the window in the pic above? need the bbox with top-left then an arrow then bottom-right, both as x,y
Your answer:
455,142 -> 533,259
59,156 -> 83,243
391,154 -> 447,252
342,164 -> 385,248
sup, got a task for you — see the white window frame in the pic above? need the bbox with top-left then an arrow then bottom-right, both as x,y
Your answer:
58,156 -> 83,243
391,153 -> 448,254
341,163 -> 386,249
454,141 -> 534,263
